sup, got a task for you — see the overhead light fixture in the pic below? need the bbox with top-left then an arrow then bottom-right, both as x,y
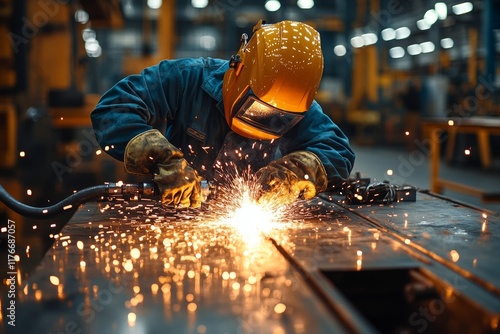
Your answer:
192,0 -> 208,8
297,0 -> 314,9
407,44 -> 422,56
147,0 -> 162,9
350,36 -> 364,48
435,2 -> 448,20
200,35 -> 216,50
85,37 -> 102,58
420,41 -> 435,53
395,27 -> 411,40
381,28 -> 396,41
440,38 -> 454,49
74,9 -> 89,24
265,0 -> 281,12
424,9 -> 438,25
333,45 -> 346,56
82,28 -> 96,41
417,19 -> 431,30
452,2 -> 473,15
389,46 -> 405,58
362,33 -> 378,46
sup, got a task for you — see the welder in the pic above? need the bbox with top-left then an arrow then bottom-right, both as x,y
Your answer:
90,20 -> 355,209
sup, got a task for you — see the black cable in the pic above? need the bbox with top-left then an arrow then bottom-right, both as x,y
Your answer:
0,184 -> 109,219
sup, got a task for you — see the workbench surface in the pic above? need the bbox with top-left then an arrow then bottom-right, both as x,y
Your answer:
9,192 -> 500,334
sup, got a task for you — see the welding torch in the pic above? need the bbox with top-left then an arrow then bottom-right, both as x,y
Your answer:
0,181 -> 212,219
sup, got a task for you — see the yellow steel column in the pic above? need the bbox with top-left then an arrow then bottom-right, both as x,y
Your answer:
366,0 -> 379,103
158,0 -> 175,60
468,27 -> 478,86
351,0 -> 379,107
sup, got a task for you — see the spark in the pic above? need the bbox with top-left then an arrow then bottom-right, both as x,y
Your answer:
127,312 -> 136,326
274,303 -> 286,314
49,276 -> 60,285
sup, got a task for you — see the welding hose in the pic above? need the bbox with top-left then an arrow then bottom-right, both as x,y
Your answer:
0,182 -> 157,219
0,184 -> 109,219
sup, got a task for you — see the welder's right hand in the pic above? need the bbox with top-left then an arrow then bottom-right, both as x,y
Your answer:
124,129 -> 202,208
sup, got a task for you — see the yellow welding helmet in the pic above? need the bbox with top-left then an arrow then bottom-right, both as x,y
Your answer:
222,20 -> 324,140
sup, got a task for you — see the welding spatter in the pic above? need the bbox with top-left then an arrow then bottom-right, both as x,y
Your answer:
0,180 -> 213,220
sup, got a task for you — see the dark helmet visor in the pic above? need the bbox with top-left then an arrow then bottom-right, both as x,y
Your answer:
232,90 -> 304,137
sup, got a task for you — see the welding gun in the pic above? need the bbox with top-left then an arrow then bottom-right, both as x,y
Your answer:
105,181 -> 213,202
0,180 -> 213,219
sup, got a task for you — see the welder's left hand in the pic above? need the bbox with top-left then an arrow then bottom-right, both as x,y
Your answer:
255,151 -> 328,206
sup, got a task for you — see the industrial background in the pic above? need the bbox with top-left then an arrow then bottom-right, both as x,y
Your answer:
1,0 -> 500,333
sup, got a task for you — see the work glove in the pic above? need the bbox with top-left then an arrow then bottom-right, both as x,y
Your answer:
124,129 -> 202,208
255,151 -> 328,206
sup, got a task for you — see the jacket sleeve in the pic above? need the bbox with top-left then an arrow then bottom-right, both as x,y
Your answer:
90,61 -> 181,161
284,101 -> 355,188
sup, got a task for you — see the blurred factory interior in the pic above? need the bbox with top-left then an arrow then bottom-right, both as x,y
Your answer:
1,0 -> 500,298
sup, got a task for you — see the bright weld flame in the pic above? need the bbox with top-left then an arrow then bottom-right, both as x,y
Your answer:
220,192 -> 278,244
217,186 -> 286,245
211,173 -> 289,244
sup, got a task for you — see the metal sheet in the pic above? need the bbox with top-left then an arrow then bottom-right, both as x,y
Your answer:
14,200 -> 352,334
10,191 -> 500,334
342,192 -> 500,294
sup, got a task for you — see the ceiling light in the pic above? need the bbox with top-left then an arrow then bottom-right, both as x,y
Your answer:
424,9 -> 438,25
395,27 -> 411,40
192,0 -> 208,8
362,33 -> 378,46
420,41 -> 435,53
417,19 -> 431,30
85,37 -> 102,57
297,0 -> 314,9
452,2 -> 473,15
74,9 -> 89,24
381,28 -> 396,41
435,2 -> 448,20
407,44 -> 422,55
265,0 -> 281,12
333,45 -> 346,56
389,46 -> 405,58
147,0 -> 162,9
82,28 -> 96,41
87,45 -> 102,58
440,38 -> 454,49
200,35 -> 216,50
350,36 -> 364,48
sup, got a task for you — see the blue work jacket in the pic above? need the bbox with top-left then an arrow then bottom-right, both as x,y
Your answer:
90,57 -> 355,188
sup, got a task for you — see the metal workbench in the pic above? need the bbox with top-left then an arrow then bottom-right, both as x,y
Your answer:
10,191 -> 500,333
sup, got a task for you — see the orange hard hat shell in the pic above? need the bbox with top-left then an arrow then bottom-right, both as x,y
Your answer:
222,20 -> 324,140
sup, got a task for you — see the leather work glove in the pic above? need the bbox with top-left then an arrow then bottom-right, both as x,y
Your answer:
255,151 -> 328,206
124,129 -> 202,208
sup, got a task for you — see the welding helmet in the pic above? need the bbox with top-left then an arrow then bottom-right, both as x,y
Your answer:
222,20 -> 324,140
